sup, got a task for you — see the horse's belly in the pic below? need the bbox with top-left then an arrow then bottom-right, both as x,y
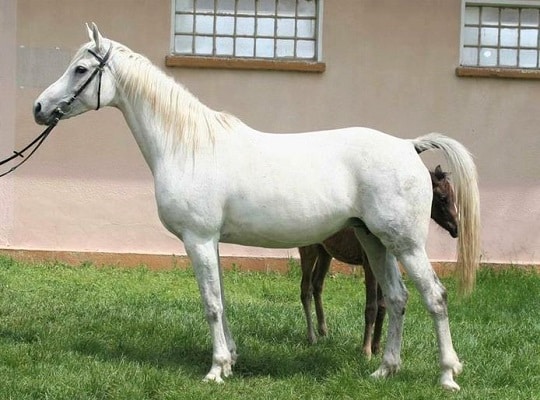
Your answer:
219,194 -> 355,248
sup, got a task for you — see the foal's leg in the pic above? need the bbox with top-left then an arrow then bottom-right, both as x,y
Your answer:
354,228 -> 408,377
299,245 -> 319,344
184,234 -> 233,383
398,248 -> 463,391
372,282 -> 386,355
362,254 -> 379,360
312,247 -> 332,337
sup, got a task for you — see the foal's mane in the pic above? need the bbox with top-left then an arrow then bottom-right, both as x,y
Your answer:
109,42 -> 242,151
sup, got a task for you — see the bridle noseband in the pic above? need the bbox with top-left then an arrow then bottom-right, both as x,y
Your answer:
0,44 -> 112,178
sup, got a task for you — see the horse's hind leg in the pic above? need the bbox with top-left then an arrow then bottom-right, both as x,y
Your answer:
354,228 -> 408,377
398,248 -> 462,391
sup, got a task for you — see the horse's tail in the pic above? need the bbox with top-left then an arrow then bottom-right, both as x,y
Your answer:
411,133 -> 481,296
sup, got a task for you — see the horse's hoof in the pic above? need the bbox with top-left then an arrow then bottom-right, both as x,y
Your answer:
441,378 -> 461,392
203,373 -> 224,384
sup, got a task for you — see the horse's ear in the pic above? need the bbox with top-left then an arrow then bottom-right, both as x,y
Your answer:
87,22 -> 104,51
86,23 -> 93,42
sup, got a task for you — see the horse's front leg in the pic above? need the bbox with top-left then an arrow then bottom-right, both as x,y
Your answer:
184,234 -> 233,383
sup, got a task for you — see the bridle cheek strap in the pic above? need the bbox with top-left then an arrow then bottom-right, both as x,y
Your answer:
87,45 -> 112,110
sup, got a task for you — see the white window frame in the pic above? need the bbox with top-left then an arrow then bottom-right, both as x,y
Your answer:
458,0 -> 540,77
167,0 -> 325,72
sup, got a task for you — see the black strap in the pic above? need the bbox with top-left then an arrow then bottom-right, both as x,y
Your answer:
0,115 -> 60,178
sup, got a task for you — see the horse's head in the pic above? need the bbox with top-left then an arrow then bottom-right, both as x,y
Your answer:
430,165 -> 459,238
34,23 -> 116,125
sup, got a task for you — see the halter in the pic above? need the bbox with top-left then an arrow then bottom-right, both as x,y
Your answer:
0,44 -> 112,178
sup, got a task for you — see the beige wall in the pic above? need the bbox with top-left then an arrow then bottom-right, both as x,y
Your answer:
2,0 -> 538,265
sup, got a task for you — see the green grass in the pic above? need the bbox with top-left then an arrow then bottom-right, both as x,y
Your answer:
0,256 -> 538,399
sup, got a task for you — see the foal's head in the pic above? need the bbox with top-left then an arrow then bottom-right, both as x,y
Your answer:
430,165 -> 458,238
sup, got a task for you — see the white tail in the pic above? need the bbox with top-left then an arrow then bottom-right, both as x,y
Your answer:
412,133 -> 481,295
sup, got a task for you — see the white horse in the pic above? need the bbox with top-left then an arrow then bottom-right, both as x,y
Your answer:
33,24 -> 480,391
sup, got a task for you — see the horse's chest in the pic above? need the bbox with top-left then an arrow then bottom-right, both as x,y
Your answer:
153,170 -> 225,236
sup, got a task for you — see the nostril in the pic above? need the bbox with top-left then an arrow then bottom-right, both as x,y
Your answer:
34,102 -> 42,115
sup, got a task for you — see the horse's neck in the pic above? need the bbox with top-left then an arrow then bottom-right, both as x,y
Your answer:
117,95 -> 167,174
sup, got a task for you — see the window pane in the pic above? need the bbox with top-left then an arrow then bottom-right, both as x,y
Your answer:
481,7 -> 499,26
175,35 -> 193,53
500,28 -> 518,47
216,16 -> 234,35
479,48 -> 497,66
501,8 -> 518,26
257,18 -> 275,36
480,27 -> 498,46
297,40 -> 315,58
462,47 -> 478,65
463,27 -> 478,46
176,14 -> 194,33
465,7 -> 479,25
236,37 -> 254,56
237,0 -> 255,14
197,0 -> 214,12
521,9 -> 539,27
276,39 -> 294,57
257,0 -> 275,15
298,0 -> 316,17
216,37 -> 234,55
195,35 -> 213,54
217,0 -> 235,14
237,17 -> 255,35
500,49 -> 517,67
277,18 -> 295,37
277,0 -> 295,17
520,49 -> 538,68
256,38 -> 274,57
195,15 -> 214,34
520,29 -> 538,48
176,0 -> 194,12
297,19 -> 315,38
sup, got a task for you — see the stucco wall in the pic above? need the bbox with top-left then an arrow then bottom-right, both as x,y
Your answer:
2,0 -> 538,265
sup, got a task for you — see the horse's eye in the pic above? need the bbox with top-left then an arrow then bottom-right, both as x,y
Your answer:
75,66 -> 88,74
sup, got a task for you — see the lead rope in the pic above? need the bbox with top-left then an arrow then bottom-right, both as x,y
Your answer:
0,113 -> 60,178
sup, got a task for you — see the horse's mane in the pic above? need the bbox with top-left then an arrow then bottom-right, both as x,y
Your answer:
109,42 -> 243,152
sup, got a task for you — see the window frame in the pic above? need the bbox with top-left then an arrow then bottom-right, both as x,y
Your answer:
166,0 -> 326,72
456,0 -> 540,78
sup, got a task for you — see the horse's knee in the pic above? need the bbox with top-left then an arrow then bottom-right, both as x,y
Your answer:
385,289 -> 408,316
425,285 -> 449,318
204,302 -> 224,323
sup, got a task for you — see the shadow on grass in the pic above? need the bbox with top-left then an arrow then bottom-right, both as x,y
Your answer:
69,328 -> 371,381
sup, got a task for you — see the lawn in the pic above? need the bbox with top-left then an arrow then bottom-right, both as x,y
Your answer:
0,255 -> 538,399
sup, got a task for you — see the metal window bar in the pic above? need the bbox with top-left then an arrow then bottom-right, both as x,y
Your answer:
463,4 -> 540,68
174,0 -> 319,60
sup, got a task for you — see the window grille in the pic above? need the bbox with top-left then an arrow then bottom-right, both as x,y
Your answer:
172,0 -> 321,61
461,1 -> 540,69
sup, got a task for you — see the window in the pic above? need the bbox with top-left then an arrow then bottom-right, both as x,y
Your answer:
166,0 -> 325,72
457,0 -> 540,78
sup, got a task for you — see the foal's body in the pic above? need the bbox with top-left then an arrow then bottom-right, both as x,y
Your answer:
33,25 -> 480,391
